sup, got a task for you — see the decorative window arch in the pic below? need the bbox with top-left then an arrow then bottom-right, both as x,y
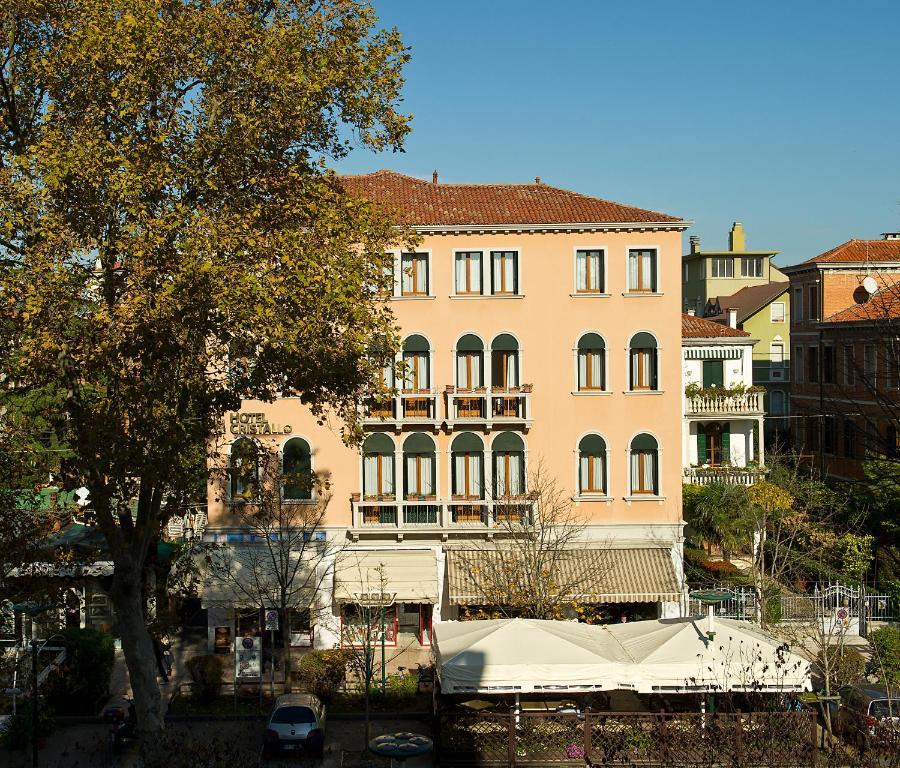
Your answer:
490,333 -> 520,389
576,333 -> 606,391
578,434 -> 607,494
492,431 -> 526,497
282,437 -> 313,500
451,432 -> 484,499
629,433 -> 659,495
403,432 -> 436,499
229,438 -> 259,500
629,331 -> 659,391
456,334 -> 485,390
362,433 -> 395,499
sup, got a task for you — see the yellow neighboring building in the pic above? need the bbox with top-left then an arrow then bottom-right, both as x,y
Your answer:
204,170 -> 691,650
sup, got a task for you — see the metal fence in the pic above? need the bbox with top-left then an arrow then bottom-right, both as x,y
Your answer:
437,710 -> 818,767
688,583 -> 894,625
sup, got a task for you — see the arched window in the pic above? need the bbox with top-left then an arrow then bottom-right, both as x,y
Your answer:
456,334 -> 484,390
630,434 -> 659,495
492,432 -> 525,497
230,438 -> 259,500
402,334 -> 430,390
577,333 -> 606,391
697,423 -> 727,466
451,432 -> 484,499
362,433 -> 395,499
491,333 -> 520,390
629,332 -> 658,391
282,437 -> 312,500
403,433 -> 436,499
578,434 -> 607,494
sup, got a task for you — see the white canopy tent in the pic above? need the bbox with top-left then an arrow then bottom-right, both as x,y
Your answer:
433,618 -> 633,694
433,617 -> 811,696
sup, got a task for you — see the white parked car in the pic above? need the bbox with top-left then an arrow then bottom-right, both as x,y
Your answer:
264,693 -> 326,758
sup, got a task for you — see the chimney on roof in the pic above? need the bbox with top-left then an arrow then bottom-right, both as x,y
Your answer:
689,235 -> 700,255
882,232 -> 900,240
432,170 -> 438,185
726,308 -> 738,329
729,222 -> 745,252
534,176 -> 541,184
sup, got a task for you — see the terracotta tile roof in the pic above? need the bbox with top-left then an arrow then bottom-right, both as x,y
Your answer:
705,281 -> 790,324
340,170 -> 683,227
682,313 -> 750,339
796,239 -> 900,266
824,284 -> 900,323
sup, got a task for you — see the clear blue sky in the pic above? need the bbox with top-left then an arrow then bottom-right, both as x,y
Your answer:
335,0 -> 900,266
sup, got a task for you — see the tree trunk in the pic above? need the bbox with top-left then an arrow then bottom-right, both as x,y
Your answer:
282,605 -> 292,693
111,563 -> 163,737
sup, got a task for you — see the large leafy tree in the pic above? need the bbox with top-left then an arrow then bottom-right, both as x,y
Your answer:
0,0 -> 410,735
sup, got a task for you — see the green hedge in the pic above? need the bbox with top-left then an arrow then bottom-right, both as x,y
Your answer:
43,627 -> 115,714
293,650 -> 349,703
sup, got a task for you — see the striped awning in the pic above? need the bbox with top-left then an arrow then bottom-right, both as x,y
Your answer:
334,549 -> 438,605
446,548 -> 682,605
200,546 -> 316,609
684,347 -> 742,360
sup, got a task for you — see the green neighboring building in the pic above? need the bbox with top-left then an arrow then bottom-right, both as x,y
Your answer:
682,223 -> 790,440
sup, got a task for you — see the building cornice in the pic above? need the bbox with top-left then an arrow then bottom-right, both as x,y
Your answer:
411,221 -> 693,235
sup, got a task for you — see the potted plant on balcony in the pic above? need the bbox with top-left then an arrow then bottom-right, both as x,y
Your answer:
521,383 -> 533,393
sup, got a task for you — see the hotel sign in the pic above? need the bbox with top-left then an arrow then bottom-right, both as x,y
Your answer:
229,413 -> 293,436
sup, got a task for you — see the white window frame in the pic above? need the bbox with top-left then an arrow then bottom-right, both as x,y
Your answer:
625,245 -> 661,294
625,432 -> 663,499
711,257 -> 734,278
741,257 -> 763,278
572,246 -> 608,296
451,249 -> 485,297
770,301 -> 785,323
573,432 -> 611,499
625,330 -> 661,393
770,340 -> 785,367
489,249 -> 521,296
398,250 -> 433,298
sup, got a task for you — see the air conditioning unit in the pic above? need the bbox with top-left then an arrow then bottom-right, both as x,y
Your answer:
770,369 -> 784,381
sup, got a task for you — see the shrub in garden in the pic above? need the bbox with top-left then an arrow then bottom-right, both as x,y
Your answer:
293,650 -> 349,703
816,645 -> 865,690
870,626 -> 900,684
382,670 -> 418,704
43,627 -> 115,714
185,654 -> 225,703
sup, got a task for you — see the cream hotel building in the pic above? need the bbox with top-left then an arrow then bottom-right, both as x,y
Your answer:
204,170 -> 690,650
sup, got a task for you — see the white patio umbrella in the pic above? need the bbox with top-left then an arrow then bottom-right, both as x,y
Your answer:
433,618 -> 633,694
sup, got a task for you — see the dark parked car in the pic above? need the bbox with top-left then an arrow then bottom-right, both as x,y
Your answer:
264,693 -> 326,758
834,685 -> 898,747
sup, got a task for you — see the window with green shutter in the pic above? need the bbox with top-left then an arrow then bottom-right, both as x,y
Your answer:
721,429 -> 731,464
697,431 -> 707,464
702,360 -> 724,388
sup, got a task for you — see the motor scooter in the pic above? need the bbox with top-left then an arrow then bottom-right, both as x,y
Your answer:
103,698 -> 137,754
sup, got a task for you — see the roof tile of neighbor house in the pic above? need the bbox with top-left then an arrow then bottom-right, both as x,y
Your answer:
340,170 -> 683,226
797,239 -> 900,266
682,313 -> 750,339
824,284 -> 900,323
706,281 -> 790,324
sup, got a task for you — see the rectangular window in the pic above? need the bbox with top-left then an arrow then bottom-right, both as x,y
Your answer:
823,416 -> 836,455
575,249 -> 604,293
711,257 -> 734,278
453,453 -> 482,498
771,342 -> 785,366
823,346 -> 835,384
794,346 -> 804,383
630,349 -> 657,390
844,345 -> 856,386
792,288 -> 803,322
843,420 -> 856,459
456,351 -> 483,390
683,263 -> 689,283
770,302 -> 785,323
864,344 -> 876,382
888,425 -> 900,458
630,450 -> 657,494
807,346 -> 819,383
493,453 -> 524,496
490,251 -> 518,295
491,350 -> 519,389
363,453 -> 394,497
402,351 -> 429,390
578,349 -> 605,391
454,251 -> 482,295
628,249 -> 658,292
579,454 -> 605,494
769,389 -> 785,415
400,252 -> 428,296
741,257 -> 763,277
702,360 -> 724,388
865,423 -> 879,458
405,454 -> 435,498
807,285 -> 819,321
